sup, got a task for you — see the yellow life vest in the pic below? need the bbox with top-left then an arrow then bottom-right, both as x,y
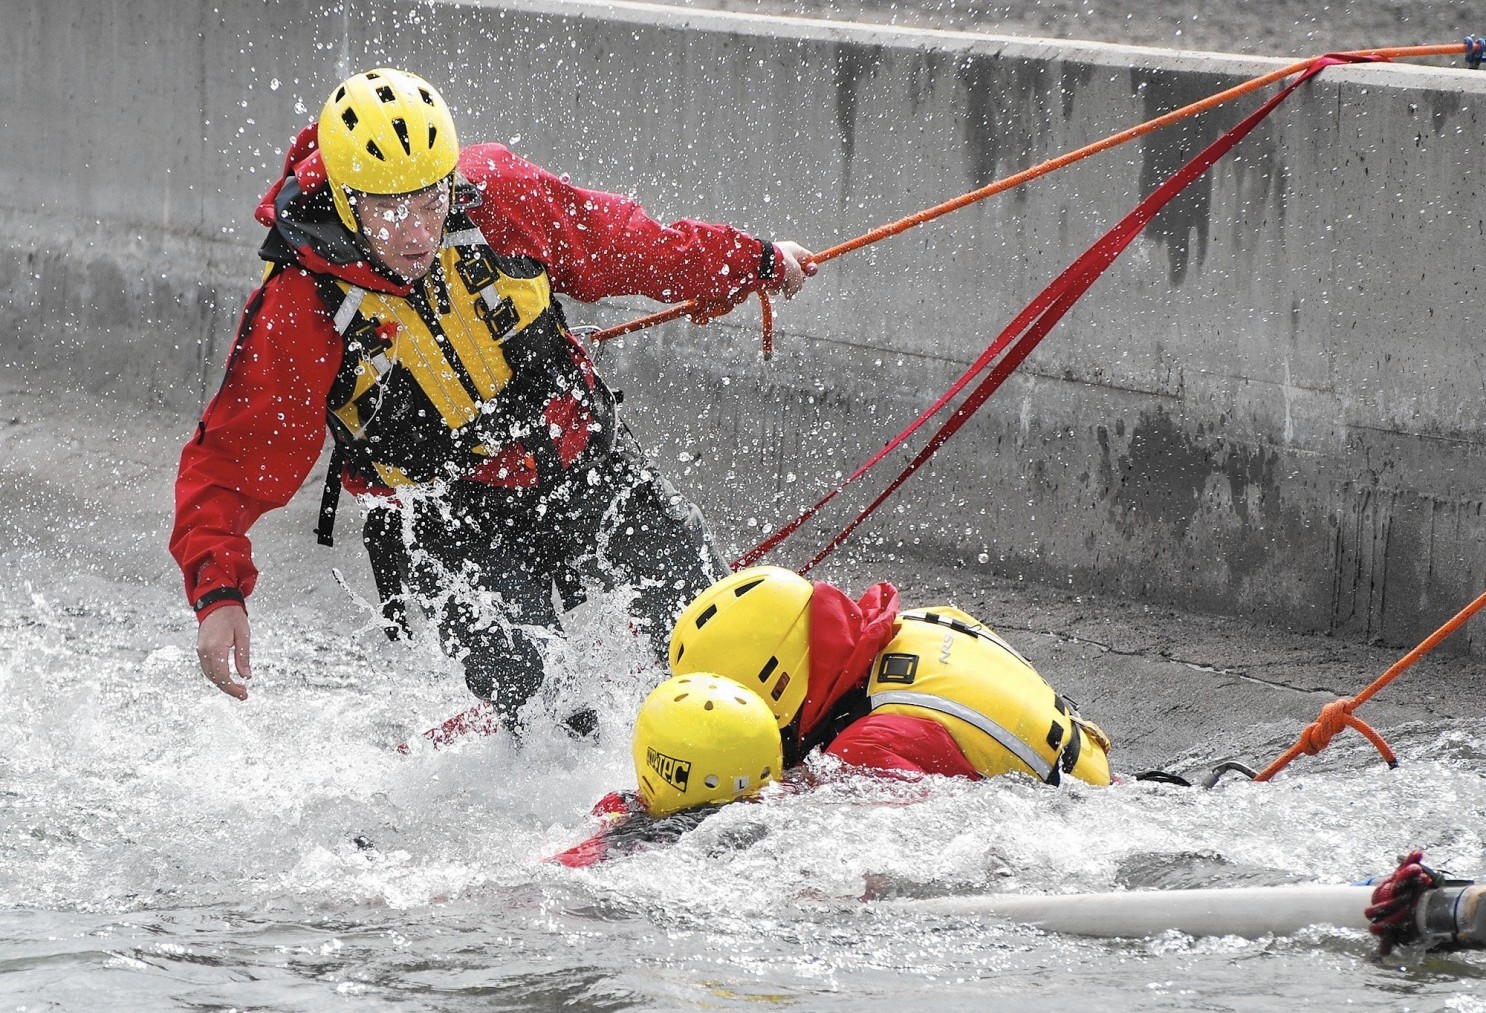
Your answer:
319,214 -> 612,489
866,607 -> 1112,786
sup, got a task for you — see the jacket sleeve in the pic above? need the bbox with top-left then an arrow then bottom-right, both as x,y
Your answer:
169,269 -> 341,619
547,793 -> 720,868
458,143 -> 781,304
824,712 -> 982,780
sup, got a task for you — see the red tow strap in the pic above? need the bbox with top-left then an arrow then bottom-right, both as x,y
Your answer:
735,54 -> 1382,573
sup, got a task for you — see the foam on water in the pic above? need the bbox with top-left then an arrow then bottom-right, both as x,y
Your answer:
4,565 -> 1486,1009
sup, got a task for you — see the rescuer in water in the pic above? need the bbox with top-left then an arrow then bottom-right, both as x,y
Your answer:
170,68 -> 815,730
553,566 -> 1113,865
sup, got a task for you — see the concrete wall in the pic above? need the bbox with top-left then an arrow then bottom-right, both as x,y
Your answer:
3,0 -> 1484,652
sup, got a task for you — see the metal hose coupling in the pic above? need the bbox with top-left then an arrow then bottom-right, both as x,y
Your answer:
1416,883 -> 1486,950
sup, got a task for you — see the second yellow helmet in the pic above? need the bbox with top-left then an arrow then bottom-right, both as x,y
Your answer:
668,566 -> 814,728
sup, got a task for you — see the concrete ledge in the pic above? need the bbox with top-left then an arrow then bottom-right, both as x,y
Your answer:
3,0 -> 1483,651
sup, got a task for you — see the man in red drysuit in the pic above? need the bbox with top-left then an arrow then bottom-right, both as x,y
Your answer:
171,68 -> 814,730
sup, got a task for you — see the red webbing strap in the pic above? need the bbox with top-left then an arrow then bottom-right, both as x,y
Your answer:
735,54 -> 1375,573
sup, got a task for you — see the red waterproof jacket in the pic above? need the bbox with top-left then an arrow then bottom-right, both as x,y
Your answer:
171,125 -> 782,620
797,580 -> 980,779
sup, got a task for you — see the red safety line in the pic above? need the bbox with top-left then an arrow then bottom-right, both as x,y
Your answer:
735,54 -> 1381,572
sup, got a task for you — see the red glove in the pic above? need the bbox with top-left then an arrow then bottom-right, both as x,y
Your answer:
1364,849 -> 1441,956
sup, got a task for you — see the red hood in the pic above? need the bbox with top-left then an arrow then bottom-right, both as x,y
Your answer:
255,122 -> 414,295
797,579 -> 901,738
255,122 -> 324,229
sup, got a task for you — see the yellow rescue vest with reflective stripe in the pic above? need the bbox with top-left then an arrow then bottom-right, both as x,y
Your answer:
321,219 -> 611,489
866,607 -> 1112,786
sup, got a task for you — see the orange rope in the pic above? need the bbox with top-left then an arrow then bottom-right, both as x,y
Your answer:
1255,585 -> 1486,781
587,43 -> 1466,348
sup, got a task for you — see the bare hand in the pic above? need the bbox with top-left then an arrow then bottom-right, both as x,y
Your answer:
197,604 -> 252,700
774,241 -> 818,299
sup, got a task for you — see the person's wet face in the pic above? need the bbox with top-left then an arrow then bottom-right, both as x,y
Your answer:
353,181 -> 451,281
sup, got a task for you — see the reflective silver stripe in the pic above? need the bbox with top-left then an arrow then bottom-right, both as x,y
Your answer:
869,689 -> 1056,784
333,286 -> 365,335
443,228 -> 484,247
479,286 -> 506,313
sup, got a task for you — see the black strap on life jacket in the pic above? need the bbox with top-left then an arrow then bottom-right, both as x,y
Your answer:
310,274 -> 377,548
1057,695 -> 1084,775
310,272 -> 356,548
361,503 -> 411,640
315,440 -> 345,547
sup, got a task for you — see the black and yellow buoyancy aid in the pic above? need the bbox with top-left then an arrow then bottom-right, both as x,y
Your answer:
315,212 -> 615,499
866,607 -> 1113,786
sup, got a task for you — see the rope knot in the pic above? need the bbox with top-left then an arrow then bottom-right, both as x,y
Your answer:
1297,698 -> 1355,755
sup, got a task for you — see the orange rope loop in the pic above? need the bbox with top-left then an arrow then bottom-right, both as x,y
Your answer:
661,288 -> 775,358
758,289 -> 775,360
587,42 -> 1467,349
1256,584 -> 1486,781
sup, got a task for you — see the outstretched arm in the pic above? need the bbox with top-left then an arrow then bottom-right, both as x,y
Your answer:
170,271 -> 341,698
460,143 -> 817,304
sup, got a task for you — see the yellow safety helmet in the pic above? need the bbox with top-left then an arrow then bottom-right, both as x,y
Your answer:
668,566 -> 813,728
318,67 -> 460,231
632,673 -> 784,817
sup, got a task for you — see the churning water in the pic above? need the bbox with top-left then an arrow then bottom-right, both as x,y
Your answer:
4,555 -> 1486,1013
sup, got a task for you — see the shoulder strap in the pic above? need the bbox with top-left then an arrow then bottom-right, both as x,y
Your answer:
308,275 -> 367,547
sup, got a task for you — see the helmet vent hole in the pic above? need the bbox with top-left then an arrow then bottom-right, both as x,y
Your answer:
419,88 -> 436,106
735,578 -> 765,596
704,775 -> 719,789
340,108 -> 359,131
757,656 -> 778,684
761,766 -> 772,779
694,604 -> 717,628
391,118 -> 412,155
674,644 -> 685,662
673,692 -> 689,702
334,86 -> 347,102
376,85 -> 396,103
703,700 -> 714,711
771,672 -> 790,702
428,124 -> 439,148
364,139 -> 385,161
